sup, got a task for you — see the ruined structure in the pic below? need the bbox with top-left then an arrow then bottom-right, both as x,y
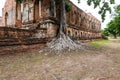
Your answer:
0,0 -> 101,46
0,16 -> 2,26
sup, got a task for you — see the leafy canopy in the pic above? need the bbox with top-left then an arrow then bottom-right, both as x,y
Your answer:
103,5 -> 120,37
113,5 -> 120,16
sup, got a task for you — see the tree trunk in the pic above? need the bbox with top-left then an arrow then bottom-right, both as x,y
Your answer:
113,35 -> 117,39
50,0 -> 56,17
39,0 -> 83,53
58,0 -> 66,36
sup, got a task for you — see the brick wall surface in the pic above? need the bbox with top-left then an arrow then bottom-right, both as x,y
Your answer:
0,0 -> 102,46
0,17 -> 2,26
2,0 -> 16,26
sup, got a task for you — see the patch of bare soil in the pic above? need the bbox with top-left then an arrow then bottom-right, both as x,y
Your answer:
0,40 -> 120,80
0,44 -> 46,55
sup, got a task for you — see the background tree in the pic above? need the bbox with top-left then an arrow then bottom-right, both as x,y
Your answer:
78,0 -> 115,22
102,28 -> 110,36
103,5 -> 120,38
107,20 -> 118,38
113,16 -> 120,36
113,5 -> 120,16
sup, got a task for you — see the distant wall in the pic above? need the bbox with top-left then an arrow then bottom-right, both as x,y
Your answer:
0,17 -> 2,26
2,0 -> 16,27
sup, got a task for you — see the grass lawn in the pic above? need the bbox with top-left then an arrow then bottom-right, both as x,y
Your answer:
89,39 -> 111,47
0,39 -> 120,80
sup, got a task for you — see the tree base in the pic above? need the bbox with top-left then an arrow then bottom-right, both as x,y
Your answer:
39,33 -> 84,54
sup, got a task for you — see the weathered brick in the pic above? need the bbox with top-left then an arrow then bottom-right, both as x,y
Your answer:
0,0 -> 101,44
0,16 -> 2,26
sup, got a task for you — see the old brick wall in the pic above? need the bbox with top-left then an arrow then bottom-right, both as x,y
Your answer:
65,1 -> 101,40
0,27 -> 33,39
41,0 -> 51,19
20,0 -> 52,24
21,0 -> 34,24
1,0 -> 101,44
2,0 -> 16,27
0,17 -> 2,26
0,27 -> 36,46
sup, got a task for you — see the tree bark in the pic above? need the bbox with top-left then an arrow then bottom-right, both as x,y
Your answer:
39,0 -> 83,53
113,35 -> 117,39
50,0 -> 56,17
59,0 -> 66,36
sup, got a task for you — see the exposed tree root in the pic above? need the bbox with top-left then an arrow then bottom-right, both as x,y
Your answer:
37,0 -> 85,54
39,33 -> 84,54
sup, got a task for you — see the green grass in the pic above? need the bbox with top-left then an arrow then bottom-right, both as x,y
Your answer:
89,39 -> 111,47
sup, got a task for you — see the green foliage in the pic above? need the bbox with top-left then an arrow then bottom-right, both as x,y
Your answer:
114,16 -> 120,36
65,1 -> 72,12
104,17 -> 120,38
78,0 -> 115,22
114,5 -> 120,16
55,0 -> 71,12
15,0 -> 23,3
107,20 -> 118,38
85,0 -> 114,22
103,5 -> 120,38
102,28 -> 110,36
110,0 -> 115,4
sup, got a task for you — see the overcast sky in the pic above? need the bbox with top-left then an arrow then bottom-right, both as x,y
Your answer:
0,0 -> 120,29
0,0 -> 5,16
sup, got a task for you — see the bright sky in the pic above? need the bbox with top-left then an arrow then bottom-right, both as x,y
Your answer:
0,0 -> 120,29
0,0 -> 6,16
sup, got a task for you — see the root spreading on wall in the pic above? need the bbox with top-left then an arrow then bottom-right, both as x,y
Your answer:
39,33 -> 84,54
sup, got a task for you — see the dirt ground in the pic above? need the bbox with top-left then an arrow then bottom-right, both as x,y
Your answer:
0,39 -> 120,80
